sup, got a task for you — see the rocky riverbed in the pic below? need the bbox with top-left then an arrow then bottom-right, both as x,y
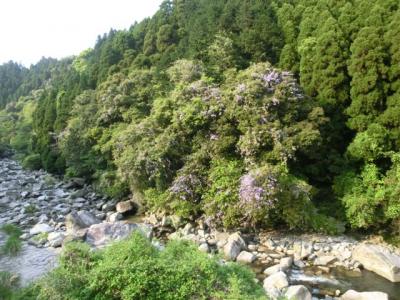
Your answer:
1,158 -> 400,299
0,158 -> 151,285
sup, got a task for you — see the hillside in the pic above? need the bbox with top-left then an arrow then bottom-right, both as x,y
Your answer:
1,0 -> 400,236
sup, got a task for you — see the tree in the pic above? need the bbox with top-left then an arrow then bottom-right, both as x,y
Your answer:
347,26 -> 389,132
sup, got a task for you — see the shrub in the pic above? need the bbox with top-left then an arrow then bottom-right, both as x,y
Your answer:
22,154 -> 42,170
34,233 -> 265,300
203,158 -> 244,228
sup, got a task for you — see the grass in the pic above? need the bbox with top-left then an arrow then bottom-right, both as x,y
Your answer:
1,224 -> 22,237
0,271 -> 18,300
1,224 -> 22,256
24,204 -> 38,214
31,232 -> 48,245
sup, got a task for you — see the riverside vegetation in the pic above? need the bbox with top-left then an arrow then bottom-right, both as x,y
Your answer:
1,0 -> 400,298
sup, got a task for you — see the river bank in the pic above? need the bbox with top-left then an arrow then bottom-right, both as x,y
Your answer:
1,158 -> 400,299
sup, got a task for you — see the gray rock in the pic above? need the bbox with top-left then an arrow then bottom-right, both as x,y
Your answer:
198,243 -> 210,253
101,202 -> 116,212
294,241 -> 313,260
38,214 -> 49,224
65,211 -> 100,234
314,255 -> 337,266
264,264 -> 282,276
116,200 -> 136,214
85,222 -> 152,248
47,232 -> 65,248
224,240 -> 242,261
30,223 -> 54,235
263,271 -> 289,298
353,244 -> 400,282
280,256 -> 293,270
285,285 -> 312,300
236,251 -> 256,264
227,232 -> 246,249
340,290 -> 388,300
107,212 -> 123,222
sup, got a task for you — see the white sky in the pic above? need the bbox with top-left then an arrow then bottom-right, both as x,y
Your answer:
0,0 -> 162,66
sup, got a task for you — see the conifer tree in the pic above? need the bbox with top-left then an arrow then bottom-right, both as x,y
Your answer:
347,26 -> 389,132
313,17 -> 350,108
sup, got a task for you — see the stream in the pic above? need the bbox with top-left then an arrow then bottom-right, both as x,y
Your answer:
1,157 -> 400,298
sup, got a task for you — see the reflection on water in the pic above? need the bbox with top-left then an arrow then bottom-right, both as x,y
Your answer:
124,214 -> 146,224
332,267 -> 400,300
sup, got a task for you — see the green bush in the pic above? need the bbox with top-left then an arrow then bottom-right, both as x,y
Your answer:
22,154 -> 42,170
33,233 -> 265,300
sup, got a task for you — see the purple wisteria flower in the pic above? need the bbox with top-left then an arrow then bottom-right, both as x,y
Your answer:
169,174 -> 202,202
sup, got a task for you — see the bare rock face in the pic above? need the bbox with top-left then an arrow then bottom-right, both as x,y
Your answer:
85,221 -> 152,248
340,290 -> 388,300
353,244 -> 400,282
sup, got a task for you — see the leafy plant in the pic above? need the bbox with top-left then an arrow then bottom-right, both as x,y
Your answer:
32,232 -> 265,300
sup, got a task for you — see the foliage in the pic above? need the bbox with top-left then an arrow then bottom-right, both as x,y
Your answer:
1,0 -> 400,234
22,154 -> 42,170
27,232 -> 265,300
0,271 -> 18,300
0,224 -> 22,256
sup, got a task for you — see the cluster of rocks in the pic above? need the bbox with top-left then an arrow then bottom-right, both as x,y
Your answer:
0,159 -> 145,249
146,213 -> 397,300
0,159 -> 153,285
0,158 -> 399,299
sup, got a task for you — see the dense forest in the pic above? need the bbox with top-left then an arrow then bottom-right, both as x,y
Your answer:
1,0 -> 400,236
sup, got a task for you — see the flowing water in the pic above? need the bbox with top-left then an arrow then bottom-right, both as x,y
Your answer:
0,233 -> 59,286
252,260 -> 400,299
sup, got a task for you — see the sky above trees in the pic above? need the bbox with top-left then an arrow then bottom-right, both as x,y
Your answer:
0,0 -> 162,66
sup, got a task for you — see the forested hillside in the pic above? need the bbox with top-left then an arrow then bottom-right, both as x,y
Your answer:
1,0 -> 400,235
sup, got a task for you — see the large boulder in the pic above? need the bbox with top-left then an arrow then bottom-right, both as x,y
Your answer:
85,221 -> 152,248
224,240 -> 242,261
65,211 -> 101,234
340,290 -> 388,300
353,244 -> 400,282
263,271 -> 289,299
264,264 -> 282,276
285,285 -> 312,300
116,200 -> 136,214
223,232 -> 246,261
